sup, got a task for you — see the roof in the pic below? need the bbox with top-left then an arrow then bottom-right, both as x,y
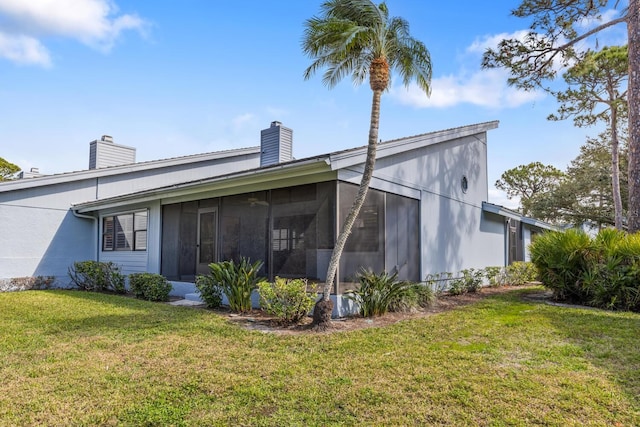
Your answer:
0,146 -> 261,193
482,202 -> 556,230
69,120 -> 499,212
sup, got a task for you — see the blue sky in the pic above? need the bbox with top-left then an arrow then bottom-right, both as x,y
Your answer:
0,1 -> 628,208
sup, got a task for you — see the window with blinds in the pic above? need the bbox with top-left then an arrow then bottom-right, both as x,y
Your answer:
102,210 -> 148,251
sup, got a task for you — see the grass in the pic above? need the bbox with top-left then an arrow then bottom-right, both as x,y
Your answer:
1,288 -> 638,426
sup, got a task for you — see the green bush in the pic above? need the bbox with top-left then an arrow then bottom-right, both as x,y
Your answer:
258,277 -> 317,325
129,273 -> 172,302
195,274 -> 223,308
448,268 -> 483,295
424,272 -> 453,295
68,261 -> 125,293
504,262 -> 539,286
484,266 -> 504,287
389,283 -> 436,312
531,228 -> 640,312
206,258 -> 265,313
530,229 -> 593,303
345,269 -> 414,317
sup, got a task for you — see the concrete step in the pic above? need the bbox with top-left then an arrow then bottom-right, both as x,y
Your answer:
184,292 -> 203,302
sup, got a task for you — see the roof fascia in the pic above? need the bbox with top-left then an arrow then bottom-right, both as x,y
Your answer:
328,121 -> 499,171
0,146 -> 261,193
74,157 -> 333,213
482,202 -> 556,230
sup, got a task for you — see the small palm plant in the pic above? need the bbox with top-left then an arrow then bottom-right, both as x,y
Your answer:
207,258 -> 264,313
345,269 -> 413,317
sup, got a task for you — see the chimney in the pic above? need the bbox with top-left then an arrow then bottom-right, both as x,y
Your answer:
17,167 -> 44,179
260,121 -> 293,167
89,135 -> 136,169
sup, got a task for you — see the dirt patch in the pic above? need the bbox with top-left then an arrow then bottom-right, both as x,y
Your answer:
206,286 -> 531,335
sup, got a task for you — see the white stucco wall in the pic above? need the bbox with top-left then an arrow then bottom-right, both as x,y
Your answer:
0,152 -> 260,284
0,181 -> 97,284
338,130 -> 506,279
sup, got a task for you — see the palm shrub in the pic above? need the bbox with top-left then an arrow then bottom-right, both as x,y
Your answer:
68,261 -> 125,293
207,258 -> 264,313
258,278 -> 317,325
530,229 -> 593,303
128,273 -> 172,302
583,229 -> 640,311
389,283 -> 436,312
345,269 -> 414,317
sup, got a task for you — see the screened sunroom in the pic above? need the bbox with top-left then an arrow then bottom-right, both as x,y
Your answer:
159,180 -> 420,293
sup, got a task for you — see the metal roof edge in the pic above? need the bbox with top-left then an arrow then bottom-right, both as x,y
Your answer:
482,201 -> 557,230
328,121 -> 499,170
73,157 -> 332,213
0,146 -> 261,193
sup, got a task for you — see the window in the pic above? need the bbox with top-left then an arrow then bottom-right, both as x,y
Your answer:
103,210 -> 148,251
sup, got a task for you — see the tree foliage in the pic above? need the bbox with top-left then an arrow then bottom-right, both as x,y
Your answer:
302,0 -> 431,329
0,157 -> 20,181
481,0 -> 640,232
528,130 -> 629,228
548,45 -> 628,228
495,162 -> 564,216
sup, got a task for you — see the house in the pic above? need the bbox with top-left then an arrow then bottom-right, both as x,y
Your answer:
0,121 -> 553,315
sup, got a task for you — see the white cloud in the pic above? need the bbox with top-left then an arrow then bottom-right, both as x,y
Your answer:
390,29 -> 551,109
466,30 -> 530,54
0,0 -> 147,66
391,68 -> 544,109
488,187 -> 520,211
231,113 -> 255,129
0,32 -> 50,66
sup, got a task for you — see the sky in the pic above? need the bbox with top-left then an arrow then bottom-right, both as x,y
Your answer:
0,0 -> 629,209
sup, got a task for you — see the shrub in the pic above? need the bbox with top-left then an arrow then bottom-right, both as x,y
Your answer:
129,273 -> 172,302
530,229 -> 593,303
531,228 -> 640,312
195,274 -> 223,308
389,283 -> 436,312
258,278 -> 317,325
424,272 -> 453,295
483,266 -> 504,287
345,269 -> 413,317
207,258 -> 265,313
448,268 -> 483,295
504,262 -> 539,286
68,261 -> 125,293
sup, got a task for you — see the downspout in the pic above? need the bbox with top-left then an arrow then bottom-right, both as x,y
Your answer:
72,209 -> 99,262
504,218 -> 510,267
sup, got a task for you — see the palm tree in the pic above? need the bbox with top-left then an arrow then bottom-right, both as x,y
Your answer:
302,0 -> 432,330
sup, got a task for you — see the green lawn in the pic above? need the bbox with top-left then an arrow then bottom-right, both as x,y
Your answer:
1,289 -> 638,426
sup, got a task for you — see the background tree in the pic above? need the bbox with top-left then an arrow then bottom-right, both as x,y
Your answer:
548,45 -> 628,229
528,130 -> 629,228
495,161 -> 564,216
302,0 -> 431,330
482,0 -> 640,232
0,157 -> 20,181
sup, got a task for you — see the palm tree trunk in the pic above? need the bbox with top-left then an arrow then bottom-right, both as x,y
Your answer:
610,108 -> 624,230
627,0 -> 640,232
311,88 -> 382,330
